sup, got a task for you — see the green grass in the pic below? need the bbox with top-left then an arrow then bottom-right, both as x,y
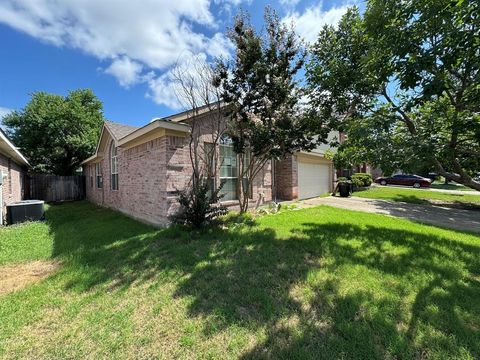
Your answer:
431,181 -> 475,191
1,201 -> 479,359
354,186 -> 480,208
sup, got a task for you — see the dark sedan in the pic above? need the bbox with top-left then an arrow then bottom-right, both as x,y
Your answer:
375,174 -> 432,188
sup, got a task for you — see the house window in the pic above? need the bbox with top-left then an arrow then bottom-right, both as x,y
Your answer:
110,142 -> 119,190
219,137 -> 237,201
95,163 -> 103,188
90,165 -> 93,188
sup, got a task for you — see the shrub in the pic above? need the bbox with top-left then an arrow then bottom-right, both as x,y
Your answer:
351,173 -> 372,187
170,176 -> 228,228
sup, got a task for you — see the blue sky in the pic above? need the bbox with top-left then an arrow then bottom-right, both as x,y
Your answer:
0,0 -> 357,128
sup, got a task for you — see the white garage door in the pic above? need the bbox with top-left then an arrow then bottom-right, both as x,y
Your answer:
298,161 -> 331,199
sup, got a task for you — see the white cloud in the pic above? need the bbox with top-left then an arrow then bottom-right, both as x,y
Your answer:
0,0 -> 236,107
280,0 -> 301,9
0,107 -> 13,131
146,53 -> 219,110
283,2 -> 352,44
0,107 -> 13,120
105,56 -> 143,88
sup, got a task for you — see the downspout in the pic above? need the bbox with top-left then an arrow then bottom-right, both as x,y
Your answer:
0,170 -> 6,225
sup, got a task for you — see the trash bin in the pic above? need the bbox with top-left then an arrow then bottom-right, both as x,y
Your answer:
338,182 -> 352,197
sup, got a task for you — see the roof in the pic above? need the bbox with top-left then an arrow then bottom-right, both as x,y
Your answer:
105,121 -> 139,140
0,128 -> 29,167
81,118 -> 190,165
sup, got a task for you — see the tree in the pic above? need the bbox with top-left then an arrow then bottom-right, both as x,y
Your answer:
307,1 -> 480,190
3,89 -> 104,175
214,8 -> 320,212
169,56 -> 228,227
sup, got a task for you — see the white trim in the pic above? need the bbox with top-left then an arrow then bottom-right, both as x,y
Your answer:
118,120 -> 190,147
0,130 -> 29,166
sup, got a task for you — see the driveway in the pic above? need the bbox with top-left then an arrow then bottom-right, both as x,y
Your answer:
300,196 -> 480,234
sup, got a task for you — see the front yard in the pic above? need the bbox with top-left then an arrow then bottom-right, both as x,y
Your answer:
1,202 -> 479,359
354,186 -> 480,209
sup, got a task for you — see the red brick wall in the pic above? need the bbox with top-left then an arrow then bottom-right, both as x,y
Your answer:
275,155 -> 298,200
85,116 -> 274,225
0,153 -> 24,222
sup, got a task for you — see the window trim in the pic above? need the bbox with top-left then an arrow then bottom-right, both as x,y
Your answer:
95,163 -> 103,189
110,141 -> 119,191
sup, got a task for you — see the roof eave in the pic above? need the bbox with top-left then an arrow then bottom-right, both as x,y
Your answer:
0,131 -> 29,167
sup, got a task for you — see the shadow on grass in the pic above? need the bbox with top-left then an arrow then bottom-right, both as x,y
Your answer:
45,202 -> 480,359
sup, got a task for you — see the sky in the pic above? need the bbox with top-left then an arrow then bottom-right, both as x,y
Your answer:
0,0 -> 358,128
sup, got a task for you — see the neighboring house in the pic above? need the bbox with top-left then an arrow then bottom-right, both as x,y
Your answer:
82,109 -> 337,226
0,129 -> 29,225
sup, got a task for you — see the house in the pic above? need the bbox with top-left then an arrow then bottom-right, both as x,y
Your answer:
82,108 -> 337,226
0,129 -> 29,225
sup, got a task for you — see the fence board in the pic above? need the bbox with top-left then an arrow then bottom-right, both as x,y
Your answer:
27,174 -> 85,202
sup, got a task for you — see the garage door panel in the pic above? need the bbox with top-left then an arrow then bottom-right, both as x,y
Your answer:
298,162 -> 330,199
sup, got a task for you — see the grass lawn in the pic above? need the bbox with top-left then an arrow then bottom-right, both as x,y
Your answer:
431,181 -> 475,192
1,201 -> 479,359
354,186 -> 480,208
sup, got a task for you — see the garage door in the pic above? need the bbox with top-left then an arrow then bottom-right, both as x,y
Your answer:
298,161 -> 331,199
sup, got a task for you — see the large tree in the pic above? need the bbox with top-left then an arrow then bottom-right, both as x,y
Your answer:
307,0 -> 480,190
3,89 -> 104,175
214,8 -> 320,211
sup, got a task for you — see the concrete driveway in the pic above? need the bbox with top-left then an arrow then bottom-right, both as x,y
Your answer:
300,196 -> 480,234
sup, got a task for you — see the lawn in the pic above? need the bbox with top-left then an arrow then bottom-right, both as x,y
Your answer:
1,201 -> 479,359
431,181 -> 475,192
354,186 -> 480,208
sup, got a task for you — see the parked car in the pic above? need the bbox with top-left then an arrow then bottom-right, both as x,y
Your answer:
375,174 -> 432,188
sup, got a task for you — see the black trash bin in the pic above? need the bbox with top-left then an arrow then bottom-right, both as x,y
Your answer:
338,182 -> 352,197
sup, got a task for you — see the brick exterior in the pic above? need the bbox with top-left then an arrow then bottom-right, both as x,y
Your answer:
85,114 -> 335,225
274,155 -> 298,201
85,115 -> 275,226
0,153 -> 25,223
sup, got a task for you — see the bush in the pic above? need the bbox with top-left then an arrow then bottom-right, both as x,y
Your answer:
351,173 -> 372,187
170,175 -> 228,228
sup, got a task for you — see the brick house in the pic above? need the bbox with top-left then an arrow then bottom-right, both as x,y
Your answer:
0,129 -> 29,225
82,108 -> 337,226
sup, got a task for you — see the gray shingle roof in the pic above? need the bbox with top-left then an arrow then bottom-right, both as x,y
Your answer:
105,120 -> 139,140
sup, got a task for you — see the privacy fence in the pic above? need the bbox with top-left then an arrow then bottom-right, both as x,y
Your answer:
26,174 -> 86,202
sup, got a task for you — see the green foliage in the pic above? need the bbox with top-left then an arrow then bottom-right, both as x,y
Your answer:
214,8 -> 321,210
3,89 -> 104,175
351,173 -> 372,187
307,1 -> 480,190
170,176 -> 228,229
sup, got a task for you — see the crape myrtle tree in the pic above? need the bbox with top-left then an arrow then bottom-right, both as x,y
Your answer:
169,56 -> 228,227
214,8 -> 320,212
307,1 -> 480,190
3,89 -> 104,175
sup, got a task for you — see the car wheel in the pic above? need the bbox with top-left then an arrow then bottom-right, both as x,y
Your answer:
380,180 -> 387,186
413,182 -> 421,188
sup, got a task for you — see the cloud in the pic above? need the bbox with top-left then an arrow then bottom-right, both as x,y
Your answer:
104,56 -> 143,88
0,107 -> 12,120
283,2 -> 352,44
0,107 -> 13,131
0,0 -> 237,107
146,53 -> 219,110
279,0 -> 301,9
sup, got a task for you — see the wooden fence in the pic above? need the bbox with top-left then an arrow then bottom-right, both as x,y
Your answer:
27,174 -> 86,202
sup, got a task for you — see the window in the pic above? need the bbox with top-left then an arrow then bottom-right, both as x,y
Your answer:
90,165 -> 93,188
110,142 -> 119,190
95,163 -> 103,188
219,137 -> 237,201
